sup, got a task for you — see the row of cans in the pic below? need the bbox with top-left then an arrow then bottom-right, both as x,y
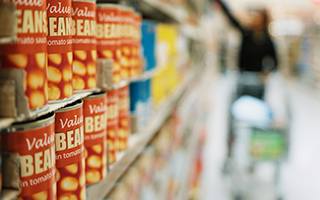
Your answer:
106,117 -> 180,200
0,85 -> 130,200
0,0 -> 141,111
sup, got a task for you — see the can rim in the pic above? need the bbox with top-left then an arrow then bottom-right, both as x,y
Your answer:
119,5 -> 134,11
2,112 -> 55,132
135,12 -> 142,16
83,91 -> 106,100
55,99 -> 83,113
96,3 -> 120,8
72,0 -> 96,3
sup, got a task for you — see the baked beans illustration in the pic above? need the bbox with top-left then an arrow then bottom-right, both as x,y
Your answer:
1,113 -> 56,200
83,92 -> 107,184
0,0 -> 48,110
47,0 -> 74,102
96,4 -> 121,84
106,89 -> 119,164
118,85 -> 130,151
72,0 -> 97,92
55,100 -> 86,200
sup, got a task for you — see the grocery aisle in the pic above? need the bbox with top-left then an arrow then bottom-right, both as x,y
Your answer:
201,73 -> 235,200
201,73 -> 320,200
280,82 -> 320,200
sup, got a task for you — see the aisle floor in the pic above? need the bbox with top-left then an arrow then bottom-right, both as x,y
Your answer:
201,72 -> 320,200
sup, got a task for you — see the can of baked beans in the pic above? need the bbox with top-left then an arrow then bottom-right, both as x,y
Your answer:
0,0 -> 48,111
96,3 -> 122,84
120,6 -> 134,79
1,112 -> 56,200
83,92 -> 107,184
106,89 -> 119,164
47,0 -> 74,102
55,100 -> 86,200
131,12 -> 142,77
72,0 -> 97,92
118,85 -> 130,151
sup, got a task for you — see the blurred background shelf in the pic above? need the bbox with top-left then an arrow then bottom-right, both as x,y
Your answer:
86,68 -> 197,200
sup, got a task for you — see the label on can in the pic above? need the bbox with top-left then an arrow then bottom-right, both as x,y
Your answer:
72,0 -> 97,91
106,90 -> 118,164
120,8 -> 134,79
0,0 -> 48,109
1,121 -> 56,199
131,13 -> 141,77
55,103 -> 86,200
47,0 -> 74,101
83,94 -> 107,184
96,5 -> 121,83
118,85 -> 130,151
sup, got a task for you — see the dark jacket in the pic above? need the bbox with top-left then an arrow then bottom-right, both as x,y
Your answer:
217,0 -> 278,72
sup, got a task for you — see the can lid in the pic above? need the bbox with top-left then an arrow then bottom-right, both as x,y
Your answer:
83,91 -> 106,100
2,112 -> 55,132
55,99 -> 83,113
96,3 -> 120,8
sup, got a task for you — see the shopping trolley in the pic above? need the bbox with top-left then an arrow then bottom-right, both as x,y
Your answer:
223,72 -> 288,200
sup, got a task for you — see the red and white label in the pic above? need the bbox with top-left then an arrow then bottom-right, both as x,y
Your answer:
47,0 -> 73,54
55,107 -> 84,167
1,122 -> 56,199
72,0 -> 96,51
83,95 -> 107,147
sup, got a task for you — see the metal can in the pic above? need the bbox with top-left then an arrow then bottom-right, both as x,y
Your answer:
106,89 -> 119,164
118,85 -> 130,151
120,6 -> 134,79
131,12 -> 142,77
55,100 -> 86,200
1,112 -> 56,200
96,3 -> 122,84
47,0 -> 74,102
0,0 -> 48,111
141,21 -> 157,71
83,92 -> 107,184
72,0 -> 97,92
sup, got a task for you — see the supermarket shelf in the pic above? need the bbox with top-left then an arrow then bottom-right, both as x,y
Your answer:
125,68 -> 157,83
32,90 -> 98,119
0,68 -> 161,130
0,36 -> 16,44
86,68 -> 197,200
0,118 -> 15,130
138,0 -> 188,23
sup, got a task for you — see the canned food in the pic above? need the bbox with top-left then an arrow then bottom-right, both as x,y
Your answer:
55,100 -> 86,200
83,92 -> 107,184
47,0 -> 74,102
120,6 -> 134,79
118,85 -> 130,151
0,0 -> 48,110
131,12 -> 142,77
141,21 -> 156,72
1,113 -> 56,200
72,0 -> 97,92
96,3 -> 121,84
106,89 -> 119,164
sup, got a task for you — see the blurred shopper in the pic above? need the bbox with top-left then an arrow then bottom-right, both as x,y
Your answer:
215,0 -> 278,99
215,0 -> 280,176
